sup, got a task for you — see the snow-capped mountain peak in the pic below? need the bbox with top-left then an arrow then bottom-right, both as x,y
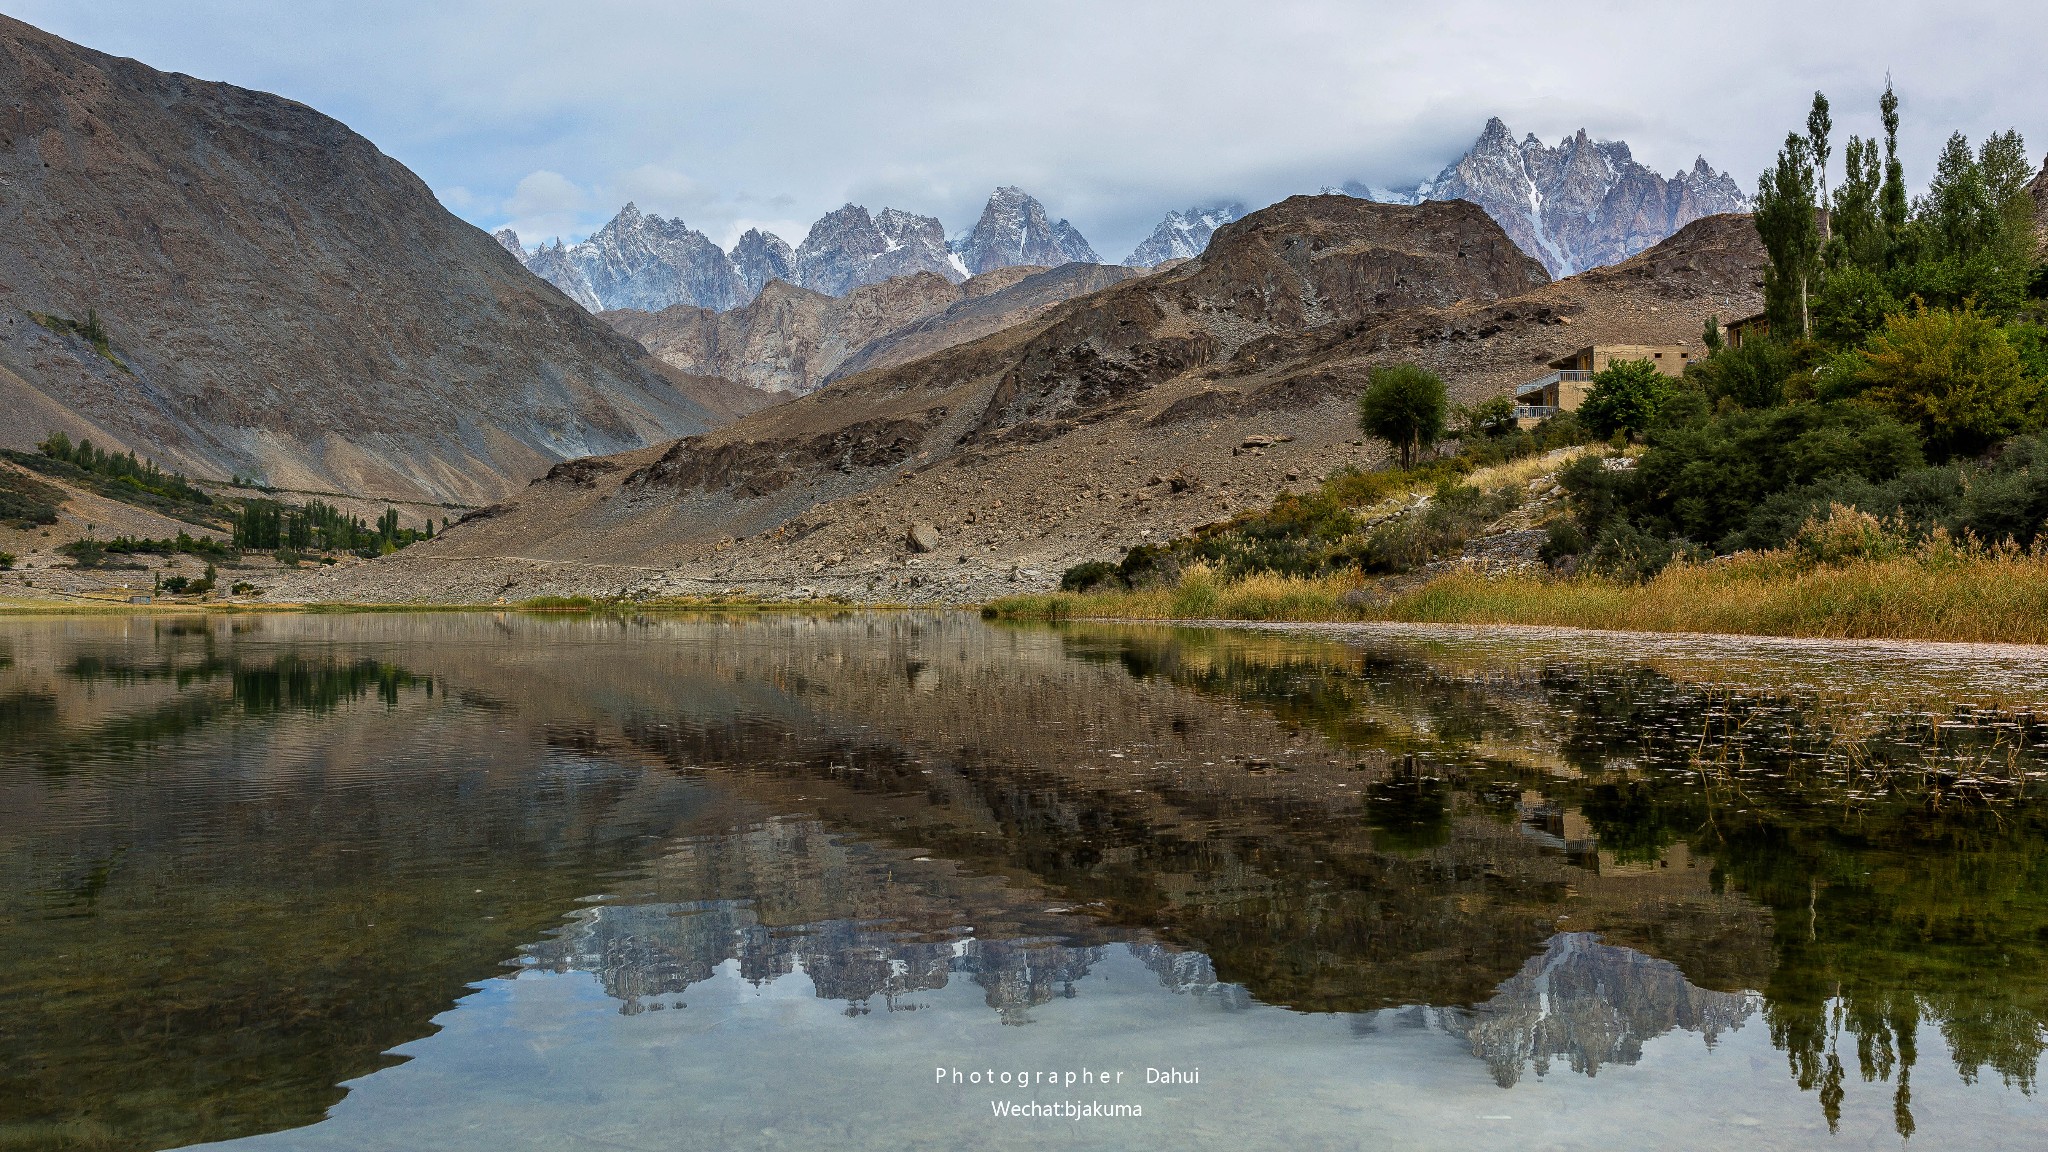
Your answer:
1347,120 -> 1749,276
1123,203 -> 1246,267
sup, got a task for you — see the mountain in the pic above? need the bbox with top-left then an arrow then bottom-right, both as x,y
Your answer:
278,196 -> 1763,604
952,187 -> 1100,275
730,228 -> 798,301
509,204 -> 741,313
566,203 -> 740,312
1124,204 -> 1245,267
601,262 -> 1144,396
793,205 -> 963,296
509,202 -> 966,311
0,14 -> 720,505
1351,118 -> 1750,277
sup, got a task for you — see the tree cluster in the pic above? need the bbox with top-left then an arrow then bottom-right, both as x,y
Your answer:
1545,85 -> 2048,579
233,497 -> 433,557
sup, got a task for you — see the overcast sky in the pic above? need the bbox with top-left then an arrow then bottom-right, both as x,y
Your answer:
12,1 -> 2047,260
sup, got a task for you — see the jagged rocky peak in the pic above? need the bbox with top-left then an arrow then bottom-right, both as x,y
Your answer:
492,227 -> 524,258
575,203 -> 739,312
794,204 -> 961,296
953,186 -> 1099,275
1124,203 -> 1245,267
730,228 -> 796,302
1350,119 -> 1750,277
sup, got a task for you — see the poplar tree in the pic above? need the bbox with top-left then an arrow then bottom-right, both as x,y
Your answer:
1807,92 -> 1834,244
1879,80 -> 1910,258
1756,133 -> 1823,337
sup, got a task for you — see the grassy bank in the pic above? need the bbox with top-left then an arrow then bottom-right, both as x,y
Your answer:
987,533 -> 2048,645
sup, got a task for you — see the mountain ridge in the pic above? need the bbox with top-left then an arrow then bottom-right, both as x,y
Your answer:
1350,117 -> 1749,277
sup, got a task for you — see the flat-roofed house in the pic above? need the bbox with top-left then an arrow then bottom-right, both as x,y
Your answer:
1513,343 -> 1696,425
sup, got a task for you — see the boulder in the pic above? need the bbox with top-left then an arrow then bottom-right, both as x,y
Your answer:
907,522 -> 941,553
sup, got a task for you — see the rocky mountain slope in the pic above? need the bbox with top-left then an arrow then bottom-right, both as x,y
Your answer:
1353,118 -> 1749,277
0,14 -> 721,506
601,262 -> 1142,397
951,186 -> 1100,275
270,195 -> 1765,605
1124,204 -> 1245,267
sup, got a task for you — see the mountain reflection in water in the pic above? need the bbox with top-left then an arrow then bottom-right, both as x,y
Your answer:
1,613 -> 2045,1151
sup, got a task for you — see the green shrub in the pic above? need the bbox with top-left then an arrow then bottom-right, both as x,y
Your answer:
62,538 -> 107,567
1360,481 -> 1518,573
1060,560 -> 1120,592
1586,520 -> 1699,582
1579,359 -> 1675,438
0,551 -> 15,569
1821,304 -> 2044,458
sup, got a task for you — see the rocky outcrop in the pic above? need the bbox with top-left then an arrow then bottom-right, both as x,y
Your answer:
1354,118 -> 1749,277
1124,204 -> 1244,266
730,228 -> 797,301
0,14 -> 719,504
953,186 -> 1099,274
604,262 -> 1142,396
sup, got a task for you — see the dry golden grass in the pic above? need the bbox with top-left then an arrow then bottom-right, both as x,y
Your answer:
989,564 -> 1365,623
989,530 -> 2048,645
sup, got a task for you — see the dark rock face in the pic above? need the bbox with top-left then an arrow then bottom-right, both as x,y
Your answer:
730,228 -> 798,302
953,186 -> 1099,275
1354,118 -> 1750,277
1124,204 -> 1245,267
0,14 -> 713,504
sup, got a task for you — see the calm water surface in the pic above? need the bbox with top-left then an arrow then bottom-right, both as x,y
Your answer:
3,612 -> 2046,1150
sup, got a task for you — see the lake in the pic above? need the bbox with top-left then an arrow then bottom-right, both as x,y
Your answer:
3,612 -> 2045,1150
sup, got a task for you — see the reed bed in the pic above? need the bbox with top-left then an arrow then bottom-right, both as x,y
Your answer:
989,533 -> 2048,645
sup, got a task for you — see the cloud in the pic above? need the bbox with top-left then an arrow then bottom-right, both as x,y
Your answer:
497,169 -> 603,245
11,0 -> 2046,261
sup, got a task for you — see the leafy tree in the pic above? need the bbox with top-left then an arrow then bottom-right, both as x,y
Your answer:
1812,266 -> 1902,347
1577,359 -> 1672,438
1924,132 -> 1995,260
1828,135 -> 1885,272
1453,395 -> 1516,440
1978,129 -> 2038,261
1358,364 -> 1447,467
1688,338 -> 1806,410
1825,304 -> 2043,458
1702,315 -> 1723,353
1756,133 -> 1824,337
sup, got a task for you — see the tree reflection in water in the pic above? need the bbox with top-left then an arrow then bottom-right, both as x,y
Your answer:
4,613 -> 2046,1148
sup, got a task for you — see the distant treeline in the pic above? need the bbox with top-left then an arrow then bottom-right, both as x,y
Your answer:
232,498 -> 431,555
30,433 -> 212,506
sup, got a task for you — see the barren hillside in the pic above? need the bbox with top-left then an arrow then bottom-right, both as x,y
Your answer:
602,262 -> 1143,396
0,15 -> 724,506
